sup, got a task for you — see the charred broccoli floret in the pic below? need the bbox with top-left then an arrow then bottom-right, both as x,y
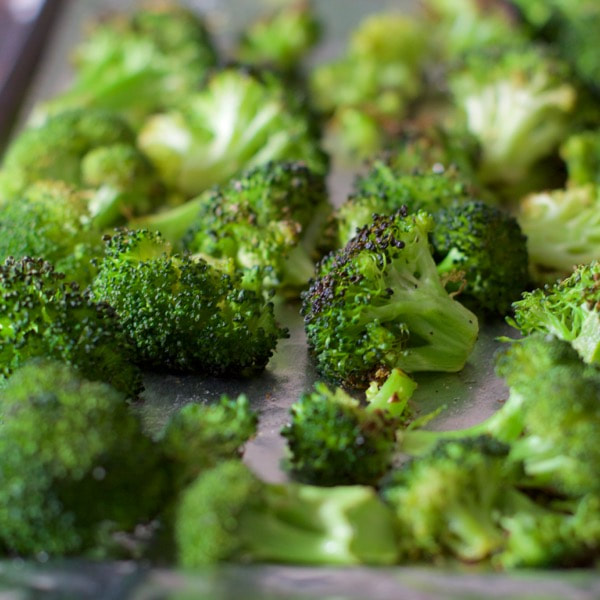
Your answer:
302,211 -> 479,387
0,360 -> 166,557
0,109 -> 164,227
0,257 -> 141,397
37,5 -> 217,126
175,459 -> 399,566
91,229 -> 286,375
138,67 -> 328,197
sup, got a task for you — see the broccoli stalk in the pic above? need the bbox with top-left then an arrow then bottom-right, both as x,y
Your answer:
176,460 -> 399,566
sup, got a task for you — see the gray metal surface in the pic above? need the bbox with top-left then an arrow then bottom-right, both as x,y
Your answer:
3,0 -> 598,598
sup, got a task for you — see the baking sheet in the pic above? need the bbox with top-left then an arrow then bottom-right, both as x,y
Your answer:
2,0 -> 599,597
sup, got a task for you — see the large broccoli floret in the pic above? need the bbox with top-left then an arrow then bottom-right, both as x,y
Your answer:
0,109 -> 164,227
0,256 -> 142,398
175,460 -> 399,566
0,360 -> 167,557
0,181 -> 101,287
91,229 -> 286,375
433,201 -> 529,315
235,1 -> 321,75
510,262 -> 600,364
517,185 -> 600,283
138,68 -> 328,197
139,161 -> 332,294
281,369 -> 417,486
302,210 -> 479,387
383,436 -> 517,562
160,394 -> 258,491
37,5 -> 217,126
448,44 -> 577,194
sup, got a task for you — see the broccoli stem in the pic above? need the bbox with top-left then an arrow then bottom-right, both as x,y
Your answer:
281,244 -> 318,289
365,368 -> 417,417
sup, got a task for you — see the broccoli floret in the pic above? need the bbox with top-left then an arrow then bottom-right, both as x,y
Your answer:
37,5 -> 217,126
175,460 -> 399,566
91,229 -> 286,375
160,394 -> 258,491
560,131 -> 600,186
0,256 -> 142,398
448,44 -> 577,194
139,161 -> 332,294
516,185 -> 600,283
433,201 -> 530,315
235,1 -> 321,75
0,181 -> 102,286
0,360 -> 167,556
302,210 -> 479,387
137,68 -> 328,197
0,109 -> 164,227
510,262 -> 600,364
281,370 -> 417,486
335,167 -> 471,247
383,436 -> 517,562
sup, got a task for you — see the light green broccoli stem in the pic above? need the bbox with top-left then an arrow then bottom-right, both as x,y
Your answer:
436,247 -> 467,275
365,368 -> 417,418
280,244 -> 317,290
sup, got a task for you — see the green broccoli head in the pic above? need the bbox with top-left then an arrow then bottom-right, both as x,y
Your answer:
383,436 -> 516,562
449,44 -> 577,192
138,67 -> 328,197
0,181 -> 102,287
517,185 -> 600,283
175,459 -> 399,566
0,256 -> 142,398
302,210 -> 479,387
91,229 -> 287,375
336,167 -> 471,247
37,5 -> 217,126
235,1 -> 321,74
433,201 -> 530,315
560,131 -> 600,187
0,109 -> 164,227
160,394 -> 258,490
0,359 -> 166,556
510,262 -> 600,364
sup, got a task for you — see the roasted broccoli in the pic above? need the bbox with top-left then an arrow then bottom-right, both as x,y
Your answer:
138,67 -> 328,197
235,1 -> 321,75
0,181 -> 102,286
302,211 -> 479,387
560,130 -> 600,186
0,360 -> 166,556
281,369 -> 417,486
138,161 -> 332,294
0,256 -> 142,398
175,459 -> 399,566
0,109 -> 164,228
91,229 -> 286,375
37,5 -> 217,126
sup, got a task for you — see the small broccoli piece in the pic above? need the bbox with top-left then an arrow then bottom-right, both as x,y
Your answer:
448,44 -> 577,193
0,181 -> 102,286
510,262 -> 600,364
0,109 -> 164,228
281,370 -> 417,486
516,185 -> 600,283
235,1 -> 321,75
433,201 -> 530,315
91,229 -> 286,375
424,0 -> 527,57
160,394 -> 258,490
335,167 -> 471,247
139,161 -> 332,294
560,131 -> 600,186
37,5 -> 217,126
302,210 -> 479,387
175,460 -> 399,566
138,67 -> 328,197
0,256 -> 142,398
0,360 -> 166,556
383,437 -> 517,562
